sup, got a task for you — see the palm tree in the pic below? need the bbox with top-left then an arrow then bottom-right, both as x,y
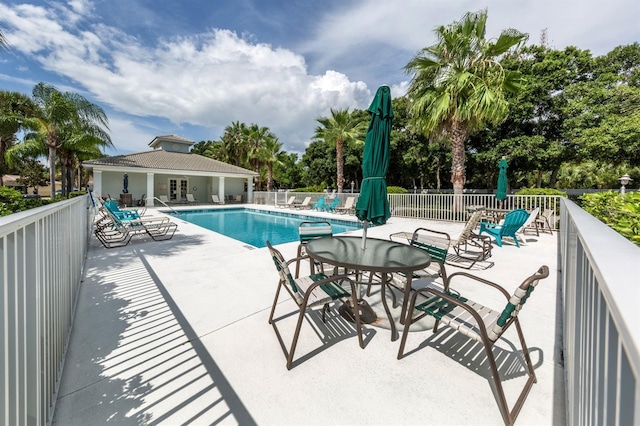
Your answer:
260,135 -> 284,191
219,121 -> 248,166
314,108 -> 364,193
405,9 -> 527,199
29,82 -> 111,194
0,91 -> 38,185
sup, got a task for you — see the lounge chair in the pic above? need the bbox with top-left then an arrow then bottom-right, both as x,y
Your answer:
159,195 -> 170,204
323,197 -> 340,212
536,209 -> 555,234
515,207 -> 540,245
335,196 -> 355,214
276,196 -> 296,208
186,193 -> 197,204
294,196 -> 312,210
103,199 -> 142,220
266,241 -> 363,370
312,197 -> 326,211
479,209 -> 530,247
389,209 -> 492,269
211,194 -> 224,204
398,265 -> 550,426
95,208 -> 178,247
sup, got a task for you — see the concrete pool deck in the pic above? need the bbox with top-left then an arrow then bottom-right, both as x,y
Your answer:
52,204 -> 565,425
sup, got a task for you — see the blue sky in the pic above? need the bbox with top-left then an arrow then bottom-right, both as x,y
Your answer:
1,0 -> 639,156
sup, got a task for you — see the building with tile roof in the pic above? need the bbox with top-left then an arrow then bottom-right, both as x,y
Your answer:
83,135 -> 258,206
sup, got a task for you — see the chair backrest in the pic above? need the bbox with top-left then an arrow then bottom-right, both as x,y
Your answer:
299,221 -> 333,244
500,209 -> 530,235
410,228 -> 450,264
487,265 -> 550,341
343,197 -> 355,208
457,210 -> 485,241
266,241 -> 298,292
286,196 -> 296,204
517,207 -> 539,234
314,197 -> 326,207
299,196 -> 311,206
159,195 -> 169,203
328,198 -> 339,208
104,199 -> 121,212
212,194 -> 220,203
187,194 -> 196,202
138,194 -> 146,206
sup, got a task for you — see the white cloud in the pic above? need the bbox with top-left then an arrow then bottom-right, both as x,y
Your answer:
0,2 -> 372,154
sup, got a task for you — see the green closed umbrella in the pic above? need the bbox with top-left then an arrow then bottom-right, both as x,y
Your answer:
496,157 -> 508,203
355,85 -> 393,248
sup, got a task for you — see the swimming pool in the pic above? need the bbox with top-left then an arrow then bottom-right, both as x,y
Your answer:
170,208 -> 362,248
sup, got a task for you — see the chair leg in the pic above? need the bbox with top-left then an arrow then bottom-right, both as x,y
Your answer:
268,281 -> 284,324
484,319 -> 537,426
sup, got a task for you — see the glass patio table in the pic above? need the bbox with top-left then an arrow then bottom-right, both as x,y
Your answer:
305,235 -> 431,339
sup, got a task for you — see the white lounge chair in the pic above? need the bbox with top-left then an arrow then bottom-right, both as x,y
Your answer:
335,196 -> 356,214
294,196 -> 312,210
159,195 -> 170,204
186,193 -> 197,204
211,194 -> 224,204
277,196 -> 296,208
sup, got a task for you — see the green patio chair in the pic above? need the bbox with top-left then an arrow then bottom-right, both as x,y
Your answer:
398,265 -> 550,425
295,221 -> 333,278
479,209 -> 529,247
312,197 -> 326,211
266,241 -> 364,370
323,197 -> 340,212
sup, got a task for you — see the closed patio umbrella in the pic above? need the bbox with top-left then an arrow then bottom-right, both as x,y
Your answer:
123,173 -> 129,194
355,85 -> 393,249
496,157 -> 508,207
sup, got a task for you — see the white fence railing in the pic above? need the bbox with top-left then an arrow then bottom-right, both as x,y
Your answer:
254,191 -> 561,228
1,196 -> 90,426
559,198 -> 639,425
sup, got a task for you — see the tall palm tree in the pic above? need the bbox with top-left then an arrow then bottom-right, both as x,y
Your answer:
0,91 -> 38,184
314,108 -> 364,193
260,135 -> 284,191
405,9 -> 527,198
220,121 -> 248,166
30,82 -> 111,194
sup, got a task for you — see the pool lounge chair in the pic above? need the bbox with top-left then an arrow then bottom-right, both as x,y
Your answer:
159,195 -> 170,205
398,265 -> 550,426
277,196 -> 296,208
266,241 -> 363,370
186,193 -> 197,204
294,197 -> 312,210
335,197 -> 355,214
211,194 -> 224,204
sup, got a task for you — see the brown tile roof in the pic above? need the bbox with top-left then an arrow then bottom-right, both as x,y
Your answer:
83,150 -> 258,175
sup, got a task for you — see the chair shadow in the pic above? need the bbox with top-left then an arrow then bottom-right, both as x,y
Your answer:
270,303 -> 376,369
402,327 -> 544,382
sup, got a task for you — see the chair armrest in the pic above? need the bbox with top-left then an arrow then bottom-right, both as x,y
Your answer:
445,271 -> 511,300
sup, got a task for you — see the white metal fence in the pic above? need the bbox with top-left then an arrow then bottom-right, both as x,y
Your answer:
559,198 -> 639,425
1,196 -> 90,426
255,191 -> 561,228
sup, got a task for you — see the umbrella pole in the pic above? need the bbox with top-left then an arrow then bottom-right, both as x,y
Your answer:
361,221 -> 368,249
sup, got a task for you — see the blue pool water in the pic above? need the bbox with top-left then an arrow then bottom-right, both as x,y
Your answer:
170,208 -> 362,248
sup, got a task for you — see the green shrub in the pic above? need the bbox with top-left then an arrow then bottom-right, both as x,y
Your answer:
0,186 -> 54,217
387,186 -> 408,194
292,185 -> 325,192
580,191 -> 640,246
0,187 -> 26,217
515,187 -> 568,197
